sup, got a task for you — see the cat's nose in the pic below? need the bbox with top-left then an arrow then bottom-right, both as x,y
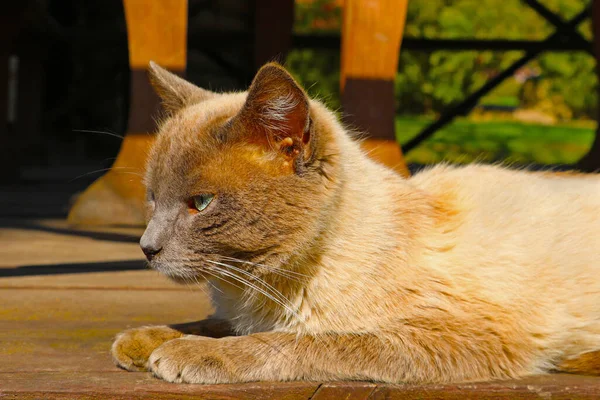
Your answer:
140,243 -> 162,261
140,213 -> 173,261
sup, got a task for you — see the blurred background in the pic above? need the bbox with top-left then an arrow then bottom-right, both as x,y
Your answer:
291,0 -> 596,166
0,0 -> 597,219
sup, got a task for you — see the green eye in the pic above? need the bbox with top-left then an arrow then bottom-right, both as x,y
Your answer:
192,194 -> 215,212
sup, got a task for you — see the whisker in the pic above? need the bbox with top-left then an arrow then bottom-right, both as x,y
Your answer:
69,168 -> 144,182
207,260 -> 294,305
220,256 -> 310,280
198,270 -> 225,295
73,129 -> 124,140
162,257 -> 314,333
207,262 -> 304,323
212,267 -> 292,316
207,261 -> 291,305
202,268 -> 249,300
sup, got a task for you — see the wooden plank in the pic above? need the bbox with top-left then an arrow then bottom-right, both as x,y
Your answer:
368,375 -> 600,399
340,0 -> 409,177
0,220 -> 142,269
311,382 -> 376,399
1,372 -> 319,399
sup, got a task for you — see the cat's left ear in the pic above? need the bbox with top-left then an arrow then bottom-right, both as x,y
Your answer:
236,63 -> 311,158
148,61 -> 216,114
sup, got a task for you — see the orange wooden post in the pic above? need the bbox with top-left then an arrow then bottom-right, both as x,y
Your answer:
68,0 -> 188,225
340,0 -> 410,177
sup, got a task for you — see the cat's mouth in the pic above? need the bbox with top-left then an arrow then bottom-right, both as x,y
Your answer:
148,260 -> 200,284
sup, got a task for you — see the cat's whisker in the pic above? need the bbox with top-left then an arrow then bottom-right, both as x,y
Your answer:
206,261 -> 305,324
219,255 -> 302,275
217,260 -> 304,283
198,271 -> 225,295
69,167 -> 144,182
208,260 -> 300,306
219,256 -> 310,281
201,268 -> 250,300
162,257 -> 268,298
73,129 -> 124,140
164,256 -> 310,328
206,260 -> 293,306
204,266 -> 273,308
214,268 -> 304,325
186,272 -> 207,295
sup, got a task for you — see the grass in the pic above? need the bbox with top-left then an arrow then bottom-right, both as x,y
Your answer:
396,117 -> 596,166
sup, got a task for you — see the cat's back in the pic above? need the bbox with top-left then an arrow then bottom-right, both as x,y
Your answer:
408,163 -> 600,303
410,163 -> 600,233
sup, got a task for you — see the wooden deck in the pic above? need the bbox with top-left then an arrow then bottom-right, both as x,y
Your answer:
2,218 -> 600,399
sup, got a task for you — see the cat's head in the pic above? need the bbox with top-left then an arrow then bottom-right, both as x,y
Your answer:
140,62 -> 339,283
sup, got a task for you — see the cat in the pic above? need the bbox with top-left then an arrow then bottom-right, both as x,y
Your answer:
111,61 -> 600,384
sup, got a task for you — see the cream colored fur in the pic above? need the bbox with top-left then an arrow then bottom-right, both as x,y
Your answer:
112,63 -> 600,384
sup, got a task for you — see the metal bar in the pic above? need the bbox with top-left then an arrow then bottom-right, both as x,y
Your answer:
523,0 -> 577,29
400,37 -> 591,52
402,6 -> 591,153
291,35 -> 591,52
521,0 -> 592,55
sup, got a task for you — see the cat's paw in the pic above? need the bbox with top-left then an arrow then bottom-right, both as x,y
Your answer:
111,325 -> 184,371
149,336 -> 237,384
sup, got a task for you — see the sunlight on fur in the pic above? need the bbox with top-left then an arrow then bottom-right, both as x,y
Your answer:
111,61 -> 600,384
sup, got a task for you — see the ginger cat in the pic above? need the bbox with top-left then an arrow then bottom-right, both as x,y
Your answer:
112,61 -> 600,384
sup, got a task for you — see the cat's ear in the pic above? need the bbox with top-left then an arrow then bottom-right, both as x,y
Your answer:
237,63 -> 311,155
147,61 -> 216,114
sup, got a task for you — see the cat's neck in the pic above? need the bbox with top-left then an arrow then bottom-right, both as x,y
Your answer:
210,109 -> 431,335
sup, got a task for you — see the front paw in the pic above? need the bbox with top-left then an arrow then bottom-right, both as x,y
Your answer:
111,325 -> 183,371
149,336 -> 237,384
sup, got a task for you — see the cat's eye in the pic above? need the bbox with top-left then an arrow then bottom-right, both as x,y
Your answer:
190,194 -> 215,212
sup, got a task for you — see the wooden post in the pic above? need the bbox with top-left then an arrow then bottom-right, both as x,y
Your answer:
68,0 -> 188,225
340,0 -> 410,177
577,0 -> 600,172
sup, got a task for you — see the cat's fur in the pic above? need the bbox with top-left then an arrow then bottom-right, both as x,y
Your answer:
112,61 -> 600,384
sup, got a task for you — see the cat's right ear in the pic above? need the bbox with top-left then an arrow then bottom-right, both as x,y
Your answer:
147,61 -> 216,114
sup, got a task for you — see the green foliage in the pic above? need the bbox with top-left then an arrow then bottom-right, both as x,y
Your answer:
286,49 -> 341,110
289,0 -> 597,120
397,117 -> 595,165
294,0 -> 342,34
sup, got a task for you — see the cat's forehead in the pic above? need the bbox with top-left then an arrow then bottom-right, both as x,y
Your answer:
163,92 -> 246,140
156,93 -> 244,149
146,92 -> 251,191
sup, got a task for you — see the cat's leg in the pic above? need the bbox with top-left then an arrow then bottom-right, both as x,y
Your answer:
557,350 -> 600,376
111,318 -> 233,371
147,329 -> 530,384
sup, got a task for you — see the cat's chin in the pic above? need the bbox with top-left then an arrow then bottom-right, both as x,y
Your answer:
149,261 -> 198,284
